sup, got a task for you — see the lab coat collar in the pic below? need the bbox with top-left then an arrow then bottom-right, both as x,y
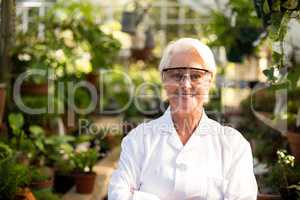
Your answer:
159,106 -> 211,137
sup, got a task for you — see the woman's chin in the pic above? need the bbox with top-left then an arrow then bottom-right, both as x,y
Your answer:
172,97 -> 199,113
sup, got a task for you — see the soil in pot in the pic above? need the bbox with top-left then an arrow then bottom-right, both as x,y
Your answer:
74,172 -> 96,194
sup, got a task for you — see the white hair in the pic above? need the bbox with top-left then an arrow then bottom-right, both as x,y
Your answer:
158,38 -> 217,75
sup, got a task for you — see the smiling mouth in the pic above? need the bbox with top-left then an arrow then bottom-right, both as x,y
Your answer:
177,93 -> 196,96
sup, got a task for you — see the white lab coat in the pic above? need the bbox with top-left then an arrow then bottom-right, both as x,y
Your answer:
108,107 -> 258,200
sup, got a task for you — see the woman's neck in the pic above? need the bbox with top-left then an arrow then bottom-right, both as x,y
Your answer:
170,106 -> 203,145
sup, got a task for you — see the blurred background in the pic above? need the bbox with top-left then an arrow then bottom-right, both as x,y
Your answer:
0,0 -> 300,199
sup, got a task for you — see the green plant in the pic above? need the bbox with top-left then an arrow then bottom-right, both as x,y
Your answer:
71,149 -> 99,173
12,0 -> 121,84
45,135 -> 75,174
11,33 -> 57,84
262,149 -> 300,199
255,0 -> 300,98
30,166 -> 52,183
27,124 -> 48,166
0,142 -> 13,163
44,0 -> 121,73
253,0 -> 300,28
29,126 -> 46,153
7,112 -> 50,166
0,151 -> 30,200
33,190 -> 61,200
203,0 -> 263,62
8,113 -> 25,146
8,113 -> 33,153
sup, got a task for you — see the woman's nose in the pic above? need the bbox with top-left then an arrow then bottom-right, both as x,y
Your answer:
180,75 -> 192,88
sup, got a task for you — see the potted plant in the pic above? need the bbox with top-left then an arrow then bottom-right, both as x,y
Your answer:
42,0 -> 121,88
29,166 -> 54,191
203,0 -> 264,63
259,149 -> 300,200
253,0 -> 300,27
7,113 -> 55,192
253,0 -> 300,162
11,32 -> 54,96
0,143 -> 33,200
10,96 -> 59,136
46,135 -> 76,193
71,148 -> 99,194
7,113 -> 36,165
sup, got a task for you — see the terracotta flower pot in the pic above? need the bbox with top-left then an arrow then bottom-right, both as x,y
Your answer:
74,172 -> 96,194
286,131 -> 300,162
15,188 -> 36,200
0,84 -> 6,128
30,178 -> 53,190
21,83 -> 48,96
257,193 -> 282,200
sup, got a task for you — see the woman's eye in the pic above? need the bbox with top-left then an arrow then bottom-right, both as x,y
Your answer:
190,74 -> 201,80
171,73 -> 181,79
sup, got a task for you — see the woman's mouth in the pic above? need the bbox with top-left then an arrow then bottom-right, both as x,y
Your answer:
177,93 -> 197,96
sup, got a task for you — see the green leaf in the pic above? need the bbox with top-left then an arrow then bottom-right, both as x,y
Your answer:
287,64 -> 300,88
8,113 -> 24,131
263,68 -> 278,82
263,0 -> 271,14
271,0 -> 281,12
269,82 -> 290,90
29,125 -> 44,138
35,140 -> 45,152
282,0 -> 299,10
0,143 -> 12,163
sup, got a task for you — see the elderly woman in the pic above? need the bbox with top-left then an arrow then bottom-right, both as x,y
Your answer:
108,38 -> 257,200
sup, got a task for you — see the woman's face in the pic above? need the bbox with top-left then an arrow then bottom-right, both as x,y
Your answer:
162,49 -> 213,114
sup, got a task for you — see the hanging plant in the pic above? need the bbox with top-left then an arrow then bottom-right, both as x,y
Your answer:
253,0 -> 300,78
203,0 -> 264,63
253,0 -> 300,163
253,0 -> 300,27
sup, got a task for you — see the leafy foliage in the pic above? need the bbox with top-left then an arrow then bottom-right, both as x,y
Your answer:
0,154 -> 30,200
11,0 -> 121,83
45,135 -> 75,174
33,190 -> 60,200
71,149 -> 99,173
204,0 -> 263,62
262,150 -> 300,199
30,166 -> 52,183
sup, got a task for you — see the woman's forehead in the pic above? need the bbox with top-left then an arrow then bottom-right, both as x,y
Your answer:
168,49 -> 206,69
166,68 -> 206,73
